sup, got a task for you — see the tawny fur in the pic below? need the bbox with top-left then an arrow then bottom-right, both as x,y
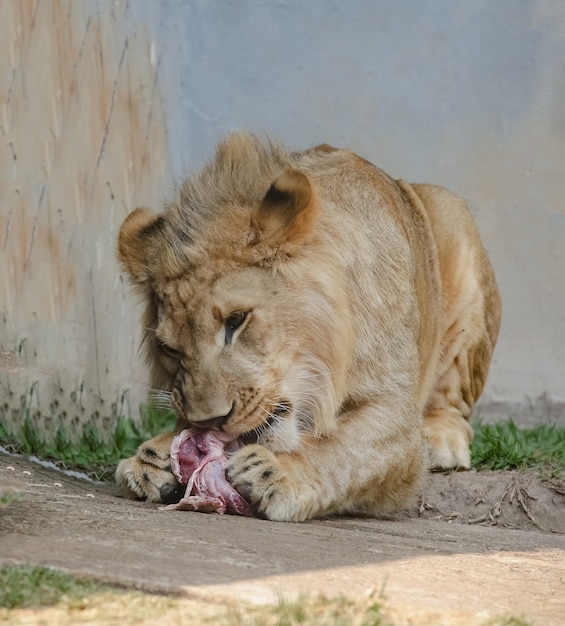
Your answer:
115,133 -> 501,522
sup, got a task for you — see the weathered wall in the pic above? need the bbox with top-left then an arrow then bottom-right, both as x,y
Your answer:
1,0 -> 563,438
0,0 -> 171,441
149,0 -> 565,424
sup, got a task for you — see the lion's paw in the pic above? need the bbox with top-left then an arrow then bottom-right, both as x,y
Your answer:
226,445 -> 316,522
115,432 -> 182,503
424,410 -> 473,470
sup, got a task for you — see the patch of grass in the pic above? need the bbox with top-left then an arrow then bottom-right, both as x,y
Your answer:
0,564 -> 110,609
0,570 -> 380,625
0,565 -> 537,626
471,419 -> 565,476
0,406 -> 176,481
3,403 -> 565,484
0,490 -> 26,508
0,566 -> 389,625
224,594 -> 388,626
486,617 -> 534,626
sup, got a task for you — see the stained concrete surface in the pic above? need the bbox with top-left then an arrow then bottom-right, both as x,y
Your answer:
1,452 -> 564,624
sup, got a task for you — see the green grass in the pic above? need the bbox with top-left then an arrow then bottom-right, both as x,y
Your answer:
222,595 -> 388,626
471,419 -> 565,476
0,565 -> 535,626
0,564 -> 386,623
486,618 -> 533,626
0,491 -> 26,508
0,565 -> 389,625
0,406 -> 176,481
2,404 -> 564,483
0,564 -> 111,609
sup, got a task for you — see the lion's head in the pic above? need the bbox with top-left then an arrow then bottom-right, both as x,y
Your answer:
119,134 -> 353,452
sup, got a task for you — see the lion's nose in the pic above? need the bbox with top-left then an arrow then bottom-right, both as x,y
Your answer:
189,402 -> 235,431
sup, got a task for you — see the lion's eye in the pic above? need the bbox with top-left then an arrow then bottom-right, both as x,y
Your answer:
159,342 -> 181,360
225,311 -> 248,345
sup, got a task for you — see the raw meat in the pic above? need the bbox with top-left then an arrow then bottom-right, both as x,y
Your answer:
163,429 -> 252,516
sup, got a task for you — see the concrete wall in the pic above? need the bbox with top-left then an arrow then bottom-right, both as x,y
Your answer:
0,0 -> 172,440
1,0 -> 564,439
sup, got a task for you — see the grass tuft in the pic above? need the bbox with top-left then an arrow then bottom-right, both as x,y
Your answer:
0,406 -> 176,481
0,564 -> 110,609
0,565 -> 389,624
221,594 -> 388,626
471,419 -> 565,476
0,565 -> 537,625
2,407 -> 565,483
485,617 -> 534,626
0,490 -> 26,508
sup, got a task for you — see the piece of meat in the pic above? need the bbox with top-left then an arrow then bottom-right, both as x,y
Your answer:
163,429 -> 252,516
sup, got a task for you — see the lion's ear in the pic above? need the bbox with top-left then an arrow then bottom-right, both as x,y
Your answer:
254,169 -> 320,246
118,207 -> 163,283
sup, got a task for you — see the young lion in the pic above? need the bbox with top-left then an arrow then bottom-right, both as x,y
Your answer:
116,133 -> 501,522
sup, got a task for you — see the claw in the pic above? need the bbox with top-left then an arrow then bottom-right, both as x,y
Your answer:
160,480 -> 185,504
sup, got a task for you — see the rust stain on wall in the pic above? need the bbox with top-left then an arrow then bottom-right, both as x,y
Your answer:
0,0 -> 171,441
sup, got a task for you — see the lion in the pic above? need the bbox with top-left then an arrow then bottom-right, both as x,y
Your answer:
115,133 -> 501,522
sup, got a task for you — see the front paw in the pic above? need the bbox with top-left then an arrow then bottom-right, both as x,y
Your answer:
226,445 -> 316,522
424,410 -> 473,470
115,433 -> 182,503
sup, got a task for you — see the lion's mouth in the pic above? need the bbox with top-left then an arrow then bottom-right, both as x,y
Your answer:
239,422 -> 272,445
239,401 -> 292,445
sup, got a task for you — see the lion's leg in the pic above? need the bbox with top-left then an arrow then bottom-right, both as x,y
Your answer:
424,330 -> 495,470
227,402 -> 424,522
424,378 -> 475,470
115,431 -> 182,503
411,183 -> 501,470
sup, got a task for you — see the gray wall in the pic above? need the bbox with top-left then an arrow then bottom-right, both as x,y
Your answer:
1,0 -> 564,439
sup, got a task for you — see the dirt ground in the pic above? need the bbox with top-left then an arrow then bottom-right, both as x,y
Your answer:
1,450 -> 564,625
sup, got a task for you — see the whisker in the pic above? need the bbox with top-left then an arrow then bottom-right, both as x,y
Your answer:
146,389 -> 175,410
257,404 -> 278,424
256,402 -> 318,449
146,403 -> 174,411
148,389 -> 174,397
299,380 -> 337,394
122,378 -> 154,387
146,396 -> 174,404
